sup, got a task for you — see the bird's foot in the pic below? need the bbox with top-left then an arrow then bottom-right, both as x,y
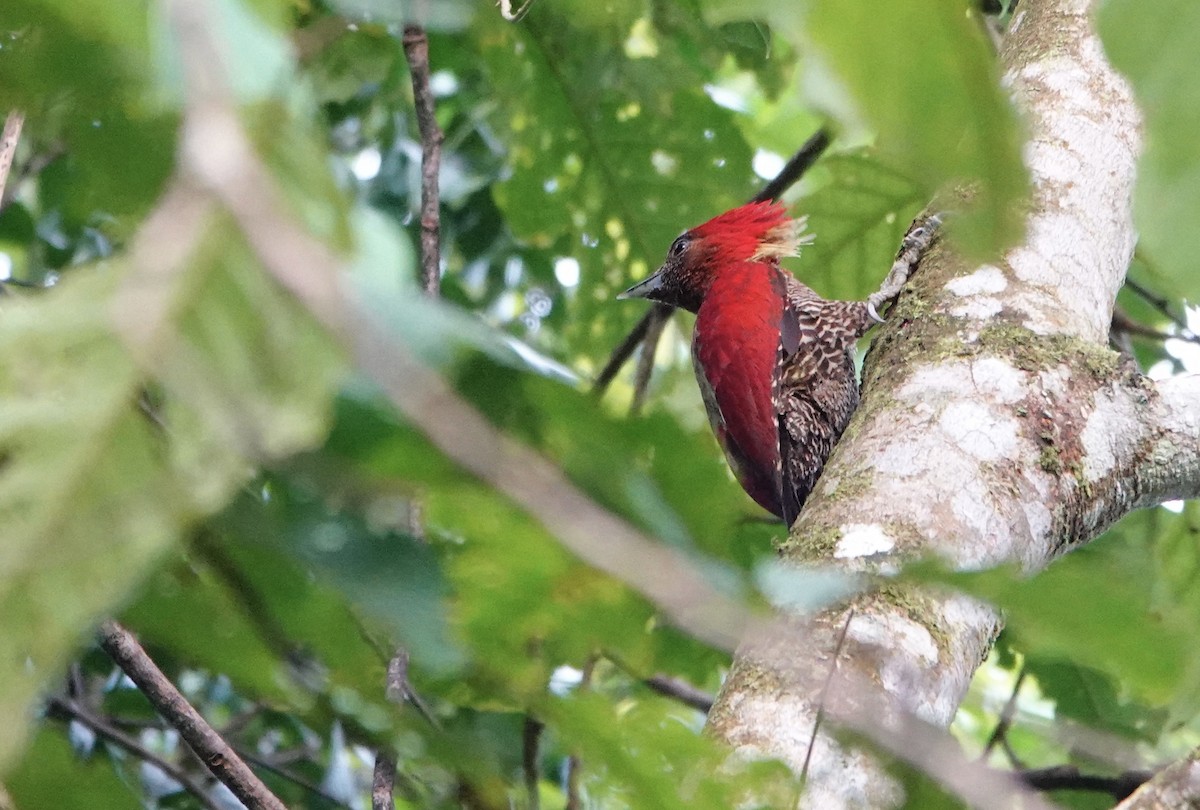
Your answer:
867,211 -> 945,322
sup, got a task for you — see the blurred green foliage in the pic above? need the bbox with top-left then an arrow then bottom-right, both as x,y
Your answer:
1100,0 -> 1200,303
0,0 -> 1196,807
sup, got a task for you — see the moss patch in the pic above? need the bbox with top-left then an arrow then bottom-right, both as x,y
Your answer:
782,521 -> 843,563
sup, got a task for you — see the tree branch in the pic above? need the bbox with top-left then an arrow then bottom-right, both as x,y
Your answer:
628,307 -> 668,416
401,25 -> 443,296
96,620 -> 287,810
591,303 -> 669,397
0,111 -> 25,211
1021,764 -> 1150,800
751,128 -> 832,205
642,674 -> 714,713
522,716 -> 543,810
980,667 -> 1026,762
707,0 -> 1157,804
371,751 -> 397,810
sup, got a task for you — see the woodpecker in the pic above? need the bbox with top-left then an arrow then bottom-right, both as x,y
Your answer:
619,201 -> 882,527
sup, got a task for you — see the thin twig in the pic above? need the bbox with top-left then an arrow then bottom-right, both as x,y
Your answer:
522,716 -> 543,810
642,674 -> 714,713
97,620 -> 287,810
751,128 -> 832,205
385,644 -> 439,728
401,26 -> 444,296
800,607 -> 853,787
46,696 -> 222,810
1113,307 -> 1200,345
1124,274 -> 1196,339
564,657 -> 596,810
0,111 -> 25,211
373,648 -> 408,810
981,666 -> 1027,760
629,308 -> 669,416
498,0 -> 538,21
592,304 -> 667,396
230,744 -> 356,809
1,139 -> 63,214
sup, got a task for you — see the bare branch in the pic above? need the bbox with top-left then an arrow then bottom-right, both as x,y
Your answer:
402,26 -> 444,297
46,695 -> 222,810
1022,764 -> 1150,800
1111,307 -> 1200,346
564,656 -> 595,810
96,621 -> 287,810
592,304 -> 669,396
629,308 -> 668,416
372,752 -> 397,810
980,667 -> 1026,761
1125,273 -> 1197,339
0,111 -> 23,207
642,674 -> 714,713
751,128 -> 832,205
522,716 -> 543,810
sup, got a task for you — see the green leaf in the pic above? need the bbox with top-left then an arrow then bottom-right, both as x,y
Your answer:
7,728 -> 138,808
0,211 -> 344,769
548,691 -> 797,809
754,561 -> 862,614
1025,658 -> 1166,742
269,475 -> 464,676
709,0 -> 1028,259
912,540 -> 1190,699
0,270 -> 187,770
120,527 -> 394,721
1099,0 -> 1200,301
0,2 -> 176,221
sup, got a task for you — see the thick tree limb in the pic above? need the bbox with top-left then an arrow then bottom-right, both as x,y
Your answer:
97,621 -> 286,810
704,0 -> 1188,806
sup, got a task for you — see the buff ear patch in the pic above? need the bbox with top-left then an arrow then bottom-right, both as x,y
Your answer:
751,215 -> 815,261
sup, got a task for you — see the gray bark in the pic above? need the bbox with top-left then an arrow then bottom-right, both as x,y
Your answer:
706,0 -> 1200,805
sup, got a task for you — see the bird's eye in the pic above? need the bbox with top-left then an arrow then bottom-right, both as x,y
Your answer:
669,236 -> 689,258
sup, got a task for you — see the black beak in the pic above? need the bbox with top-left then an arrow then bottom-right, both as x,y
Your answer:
617,268 -> 665,300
